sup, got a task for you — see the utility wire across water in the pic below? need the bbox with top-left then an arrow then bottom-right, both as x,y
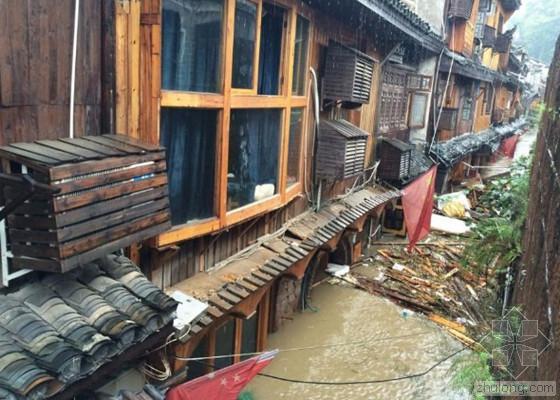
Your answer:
173,330 -> 434,361
255,344 -> 469,385
175,331 -> 481,386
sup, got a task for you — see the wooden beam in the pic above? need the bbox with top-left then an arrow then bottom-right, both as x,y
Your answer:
283,249 -> 317,279
157,218 -> 221,248
217,0 -> 236,228
161,91 -> 225,108
101,0 -> 116,134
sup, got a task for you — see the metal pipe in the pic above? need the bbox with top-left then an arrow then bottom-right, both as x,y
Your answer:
309,67 -> 321,209
69,0 -> 80,138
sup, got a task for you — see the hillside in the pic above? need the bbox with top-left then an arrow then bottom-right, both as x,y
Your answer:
507,0 -> 560,65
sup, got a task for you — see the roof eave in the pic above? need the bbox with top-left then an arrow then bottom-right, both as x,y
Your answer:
356,0 -> 444,53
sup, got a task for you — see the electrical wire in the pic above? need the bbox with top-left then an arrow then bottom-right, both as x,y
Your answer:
143,352 -> 172,381
173,330 -> 434,361
429,23 -> 456,155
255,344 -> 468,385
185,336 -> 478,387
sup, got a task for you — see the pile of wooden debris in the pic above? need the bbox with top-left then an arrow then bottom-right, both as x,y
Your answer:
344,234 -> 491,349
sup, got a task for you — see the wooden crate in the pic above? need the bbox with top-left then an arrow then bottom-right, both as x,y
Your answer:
323,42 -> 375,105
377,138 -> 413,182
0,135 -> 171,273
316,119 -> 369,181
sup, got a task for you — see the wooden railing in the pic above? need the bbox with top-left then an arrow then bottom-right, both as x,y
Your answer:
448,0 -> 474,19
495,34 -> 512,53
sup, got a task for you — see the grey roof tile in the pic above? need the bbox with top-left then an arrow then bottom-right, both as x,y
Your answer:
0,256 -> 176,399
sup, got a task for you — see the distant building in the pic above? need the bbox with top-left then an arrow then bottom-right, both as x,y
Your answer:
430,0 -> 525,191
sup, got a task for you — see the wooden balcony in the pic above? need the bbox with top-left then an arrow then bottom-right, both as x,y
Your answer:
481,25 -> 496,48
448,0 -> 474,19
495,34 -> 512,53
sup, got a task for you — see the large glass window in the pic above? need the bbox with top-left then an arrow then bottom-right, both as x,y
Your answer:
240,313 -> 259,361
232,0 -> 258,89
462,98 -> 473,120
214,319 -> 235,370
158,0 -> 310,244
287,108 -> 304,186
187,335 -> 209,379
485,85 -> 494,114
228,109 -> 281,210
292,16 -> 310,95
162,0 -> 224,93
161,108 -> 217,225
258,3 -> 286,95
409,93 -> 429,128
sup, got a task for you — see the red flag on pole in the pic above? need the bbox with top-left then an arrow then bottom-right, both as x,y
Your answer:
401,166 -> 437,250
166,350 -> 278,400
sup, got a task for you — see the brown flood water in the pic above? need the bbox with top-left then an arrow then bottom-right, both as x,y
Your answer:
246,280 -> 470,399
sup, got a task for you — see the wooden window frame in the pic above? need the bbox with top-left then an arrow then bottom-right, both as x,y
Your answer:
157,0 -> 311,247
462,97 -> 474,121
408,92 -> 429,129
189,289 -> 270,373
231,0 -> 262,95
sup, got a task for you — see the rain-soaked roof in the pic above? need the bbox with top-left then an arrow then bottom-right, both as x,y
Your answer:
0,255 -> 177,399
441,49 -> 498,83
430,118 -> 528,167
358,0 -> 444,51
305,0 -> 444,53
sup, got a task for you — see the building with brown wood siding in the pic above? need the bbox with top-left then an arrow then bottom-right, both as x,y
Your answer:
431,0 -> 525,192
0,0 -> 525,397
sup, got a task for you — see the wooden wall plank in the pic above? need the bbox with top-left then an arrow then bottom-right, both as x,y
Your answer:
0,0 -> 104,145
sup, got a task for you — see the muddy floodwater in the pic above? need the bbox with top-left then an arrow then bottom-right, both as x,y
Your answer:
247,278 -> 470,399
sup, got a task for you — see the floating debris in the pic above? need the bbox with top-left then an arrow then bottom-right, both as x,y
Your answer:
344,235 -> 490,346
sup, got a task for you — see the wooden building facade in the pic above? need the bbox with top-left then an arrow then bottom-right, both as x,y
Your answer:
0,0 -> 448,395
432,0 -> 524,188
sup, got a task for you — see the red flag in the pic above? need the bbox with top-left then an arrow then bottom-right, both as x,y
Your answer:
166,350 -> 278,400
500,135 -> 519,158
401,166 -> 437,250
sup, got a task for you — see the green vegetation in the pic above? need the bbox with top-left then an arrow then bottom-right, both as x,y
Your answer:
453,322 -> 516,398
238,391 -> 255,400
453,352 -> 495,400
528,102 -> 545,128
508,0 -> 560,64
454,154 -> 534,398
463,156 -> 531,275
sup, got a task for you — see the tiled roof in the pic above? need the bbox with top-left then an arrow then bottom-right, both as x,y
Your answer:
384,0 -> 434,35
431,118 -> 527,166
358,0 -> 444,52
441,49 -> 498,82
0,255 -> 177,399
409,148 -> 434,180
321,120 -> 370,139
170,186 -> 401,341
500,0 -> 521,12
